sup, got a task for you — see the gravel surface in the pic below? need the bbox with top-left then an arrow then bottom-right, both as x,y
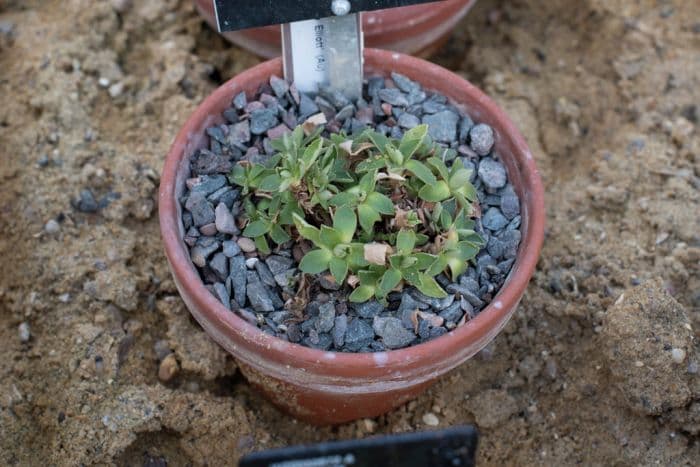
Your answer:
181,74 -> 522,351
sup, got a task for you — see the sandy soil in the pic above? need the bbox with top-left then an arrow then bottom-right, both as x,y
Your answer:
0,0 -> 698,465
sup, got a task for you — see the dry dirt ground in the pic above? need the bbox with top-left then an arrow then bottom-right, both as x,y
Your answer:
1,0 -> 699,465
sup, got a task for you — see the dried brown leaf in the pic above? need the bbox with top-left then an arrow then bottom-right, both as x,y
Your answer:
363,243 -> 391,265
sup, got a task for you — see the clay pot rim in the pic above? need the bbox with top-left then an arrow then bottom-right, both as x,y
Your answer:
160,49 -> 544,373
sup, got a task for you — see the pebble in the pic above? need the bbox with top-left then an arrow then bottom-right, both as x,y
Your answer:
222,240 -> 242,257
199,223 -> 218,236
245,257 -> 259,269
422,110 -> 459,142
397,112 -> 420,129
316,303 -> 336,333
422,412 -> 440,426
498,230 -> 521,259
213,282 -> 231,310
229,256 -> 247,306
274,269 -> 297,288
299,94 -> 320,118
237,237 -> 257,253
233,91 -> 247,110
185,192 -> 215,227
482,207 -> 509,231
209,253 -> 229,281
250,108 -> 278,135
18,322 -> 30,342
190,241 -> 220,268
333,315 -> 348,348
344,319 -> 375,352
378,88 -> 409,107
265,255 -> 294,275
192,175 -> 227,196
459,115 -> 475,142
44,219 -> 60,234
228,120 -> 251,146
500,185 -> 520,219
355,300 -> 384,319
75,189 -> 99,212
255,261 -> 277,288
269,75 -> 289,98
373,317 -> 416,349
478,158 -> 507,190
391,72 -> 420,93
153,340 -> 172,361
246,281 -> 275,312
438,302 -> 462,323
469,123 -> 495,155
158,354 -> 179,382
671,348 -> 686,364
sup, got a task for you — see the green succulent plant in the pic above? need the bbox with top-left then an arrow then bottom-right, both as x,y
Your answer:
229,122 -> 484,302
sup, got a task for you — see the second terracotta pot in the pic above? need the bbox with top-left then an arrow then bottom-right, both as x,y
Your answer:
160,49 -> 545,425
194,0 -> 477,59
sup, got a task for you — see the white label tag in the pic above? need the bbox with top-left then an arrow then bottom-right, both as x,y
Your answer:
286,19 -> 329,94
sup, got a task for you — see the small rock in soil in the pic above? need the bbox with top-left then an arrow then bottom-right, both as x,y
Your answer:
500,185 -> 520,219
233,91 -> 247,110
250,108 -> 279,135
482,207 -> 509,231
209,253 -> 229,281
422,110 -> 459,142
74,189 -> 99,212
190,241 -> 219,268
192,149 -> 232,175
269,75 -> 289,98
191,175 -> 227,196
397,112 -> 420,129
422,412 -> 440,426
265,255 -> 294,275
158,354 -> 179,382
254,260 -> 276,288
44,219 -> 60,234
391,72 -> 420,93
459,115 -> 475,142
318,273 -> 341,290
222,240 -> 241,257
498,230 -> 521,259
18,322 -> 30,342
228,120 -> 251,146
237,237 -> 256,253
469,123 -> 495,156
439,302 -> 462,323
246,281 -> 274,312
333,314 -> 348,348
378,88 -> 409,107
213,282 -> 231,310
373,317 -> 416,349
355,300 -> 384,319
316,302 -> 336,333
185,192 -> 216,227
229,256 -> 247,306
215,203 -> 237,234
478,158 -> 507,191
344,319 -> 375,352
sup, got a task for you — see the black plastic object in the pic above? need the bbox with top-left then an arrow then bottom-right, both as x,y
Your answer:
214,0 -> 443,31
239,425 -> 478,467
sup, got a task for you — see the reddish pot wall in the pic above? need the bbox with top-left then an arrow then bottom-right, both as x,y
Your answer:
194,0 -> 477,58
160,49 -> 545,425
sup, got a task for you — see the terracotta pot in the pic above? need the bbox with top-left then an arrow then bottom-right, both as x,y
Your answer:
194,0 -> 477,59
160,49 -> 545,425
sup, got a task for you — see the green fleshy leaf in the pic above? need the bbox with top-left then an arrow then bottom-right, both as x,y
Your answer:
329,191 -> 359,207
457,241 -> 480,260
440,209 -> 453,231
404,159 -> 437,186
396,229 -> 416,254
386,144 -> 404,166
329,257 -> 349,284
358,170 -> 377,193
426,157 -> 450,181
357,204 -> 381,233
333,206 -> 357,243
347,244 -> 370,269
418,181 -> 451,202
455,182 -> 478,202
301,137 -> 324,172
448,168 -> 472,191
365,192 -> 395,215
254,235 -> 271,255
365,130 -> 389,153
298,249 -> 332,274
319,225 -> 343,249
378,268 -> 402,295
426,254 -> 448,277
292,213 -> 321,245
416,273 -> 447,298
398,124 -> 428,159
229,164 -> 247,187
259,173 -> 282,192
243,220 -> 271,238
349,285 -> 375,303
356,157 -> 386,173
413,252 -> 438,269
447,256 -> 468,279
269,224 -> 291,244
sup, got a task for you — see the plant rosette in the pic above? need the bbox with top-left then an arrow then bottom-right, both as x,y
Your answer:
160,49 -> 544,424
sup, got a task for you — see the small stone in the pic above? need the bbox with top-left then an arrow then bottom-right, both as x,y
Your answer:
286,323 -> 302,343
229,256 -> 247,306
373,317 -> 416,349
75,189 -> 99,213
153,340 -> 172,361
191,175 -> 227,196
482,208 -> 509,231
190,241 -> 220,268
267,124 -> 291,139
459,115 -> 475,142
355,300 -> 384,319
422,412 -> 440,426
213,282 -> 231,309
299,94 -> 320,119
478,158 -> 507,190
671,348 -> 686,364
158,354 -> 179,382
335,104 -> 355,123
344,319 -> 375,352
233,91 -> 247,110
185,192 -> 215,227
222,240 -> 242,257
422,110 -> 459,142
250,108 -> 278,135
498,230 -> 521,259
245,257 -> 258,269
193,149 -> 232,175
469,123 -> 495,155
397,112 -> 420,129
500,185 -> 520,220
391,72 -> 420,93
44,219 -> 60,234
265,255 -> 294,275
318,273 -> 341,290
199,223 -> 218,236
274,269 -> 297,288
209,253 -> 229,281
317,303 -> 336,333
254,261 -> 277,288
333,315 -> 348,348
269,75 -> 289,98
438,302 -> 462,323
237,237 -> 256,253
430,327 -> 448,338
378,88 -> 409,107
228,120 -> 250,146
108,82 -> 124,98
246,281 -> 274,312
18,322 -> 30,342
